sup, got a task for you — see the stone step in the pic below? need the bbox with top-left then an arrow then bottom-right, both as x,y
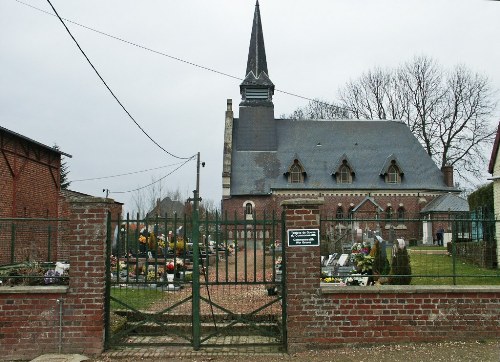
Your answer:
115,310 -> 281,324
123,320 -> 282,336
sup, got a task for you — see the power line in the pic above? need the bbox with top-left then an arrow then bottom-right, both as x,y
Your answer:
109,157 -> 193,194
17,0 -> 346,114
44,0 -> 194,161
70,161 -> 188,182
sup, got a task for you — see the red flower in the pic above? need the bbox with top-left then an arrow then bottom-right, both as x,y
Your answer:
166,261 -> 175,273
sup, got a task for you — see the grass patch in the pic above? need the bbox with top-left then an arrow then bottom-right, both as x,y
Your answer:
406,252 -> 500,285
408,245 -> 447,251
110,287 -> 165,311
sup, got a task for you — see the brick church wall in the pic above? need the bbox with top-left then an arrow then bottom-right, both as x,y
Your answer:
223,192 -> 439,243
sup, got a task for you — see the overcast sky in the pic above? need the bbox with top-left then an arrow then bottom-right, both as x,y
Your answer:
2,0 -> 500,214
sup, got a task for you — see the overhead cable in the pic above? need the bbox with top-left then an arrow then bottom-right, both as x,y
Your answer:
19,0 -> 345,114
44,0 -> 193,160
109,157 -> 193,194
70,161 -> 188,182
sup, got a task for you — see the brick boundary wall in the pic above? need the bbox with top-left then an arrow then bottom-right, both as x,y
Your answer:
0,195 -> 120,361
283,199 -> 500,353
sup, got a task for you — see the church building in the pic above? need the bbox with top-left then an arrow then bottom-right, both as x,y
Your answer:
221,1 -> 459,242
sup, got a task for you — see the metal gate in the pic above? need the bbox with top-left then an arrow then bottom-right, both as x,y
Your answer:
104,211 -> 286,351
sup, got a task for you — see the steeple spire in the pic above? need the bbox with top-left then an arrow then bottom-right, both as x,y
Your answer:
246,0 -> 268,79
240,0 -> 274,105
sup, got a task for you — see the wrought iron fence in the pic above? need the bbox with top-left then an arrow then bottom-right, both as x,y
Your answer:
320,213 -> 499,286
105,211 -> 285,349
0,218 -> 70,286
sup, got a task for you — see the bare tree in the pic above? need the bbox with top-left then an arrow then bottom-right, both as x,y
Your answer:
131,188 -> 147,218
147,175 -> 166,214
282,98 -> 348,120
287,55 -> 498,183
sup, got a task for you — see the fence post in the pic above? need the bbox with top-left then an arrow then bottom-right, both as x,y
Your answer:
10,223 -> 15,264
281,198 -> 324,353
191,153 -> 201,350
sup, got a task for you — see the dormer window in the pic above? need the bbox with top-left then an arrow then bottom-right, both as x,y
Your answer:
380,156 -> 404,184
333,155 -> 355,184
338,164 -> 352,184
285,158 -> 306,183
387,164 -> 401,184
290,162 -> 303,183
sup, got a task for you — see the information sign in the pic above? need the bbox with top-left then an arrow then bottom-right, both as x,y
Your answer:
287,229 -> 320,247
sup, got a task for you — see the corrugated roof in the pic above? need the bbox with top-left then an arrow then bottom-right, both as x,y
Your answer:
230,119 -> 457,195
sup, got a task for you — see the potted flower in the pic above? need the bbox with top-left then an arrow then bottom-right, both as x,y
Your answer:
138,234 -> 147,254
174,258 -> 186,279
165,261 -> 176,289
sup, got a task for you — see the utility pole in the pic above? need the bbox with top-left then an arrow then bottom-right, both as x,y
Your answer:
188,152 -> 202,349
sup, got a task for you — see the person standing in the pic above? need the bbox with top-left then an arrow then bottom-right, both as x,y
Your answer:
436,226 -> 445,246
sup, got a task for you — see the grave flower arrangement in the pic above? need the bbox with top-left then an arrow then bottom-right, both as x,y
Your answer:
166,261 -> 176,274
157,234 -> 166,249
147,267 -> 164,282
138,235 -> 147,245
351,242 -> 373,273
275,256 -> 282,270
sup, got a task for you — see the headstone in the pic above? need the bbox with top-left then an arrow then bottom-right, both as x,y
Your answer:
338,254 -> 349,266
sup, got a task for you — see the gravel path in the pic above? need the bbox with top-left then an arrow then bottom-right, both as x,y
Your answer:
88,340 -> 499,362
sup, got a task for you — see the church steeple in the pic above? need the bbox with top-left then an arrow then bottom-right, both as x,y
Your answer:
240,1 -> 274,106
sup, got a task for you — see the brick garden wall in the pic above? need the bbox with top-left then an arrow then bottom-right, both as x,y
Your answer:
0,194 -> 121,361
283,199 -> 500,353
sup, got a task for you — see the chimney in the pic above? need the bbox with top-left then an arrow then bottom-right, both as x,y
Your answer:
441,165 -> 454,187
227,99 -> 232,112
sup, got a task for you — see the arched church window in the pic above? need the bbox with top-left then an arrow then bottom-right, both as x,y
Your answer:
245,203 -> 253,215
386,206 -> 393,220
397,207 -> 405,220
336,206 -> 344,219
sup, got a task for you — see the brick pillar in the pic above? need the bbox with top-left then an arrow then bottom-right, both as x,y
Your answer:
281,198 -> 323,353
63,195 -> 119,355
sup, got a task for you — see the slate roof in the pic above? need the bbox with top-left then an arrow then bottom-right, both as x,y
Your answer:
230,119 -> 457,195
146,196 -> 184,218
420,193 -> 469,213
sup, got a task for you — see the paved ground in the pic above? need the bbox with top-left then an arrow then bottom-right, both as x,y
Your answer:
32,340 -> 500,362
